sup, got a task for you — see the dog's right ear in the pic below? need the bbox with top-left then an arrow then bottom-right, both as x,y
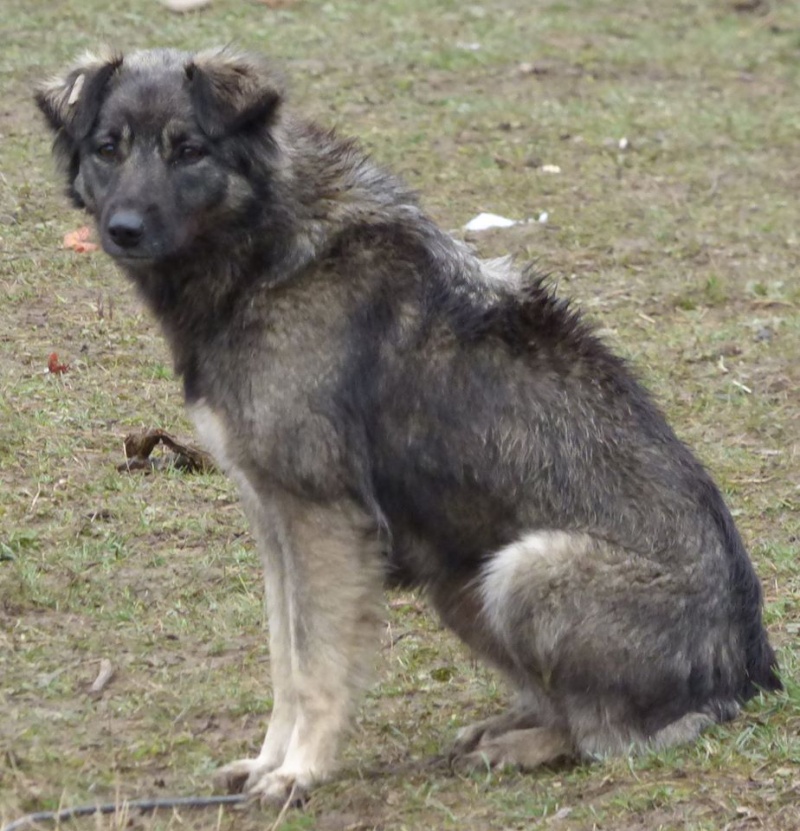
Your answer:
185,48 -> 284,139
35,50 -> 122,140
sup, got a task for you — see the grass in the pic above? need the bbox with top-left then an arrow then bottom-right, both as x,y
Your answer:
1,0 -> 799,829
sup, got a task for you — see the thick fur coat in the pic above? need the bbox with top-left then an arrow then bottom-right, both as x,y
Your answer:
36,47 -> 780,804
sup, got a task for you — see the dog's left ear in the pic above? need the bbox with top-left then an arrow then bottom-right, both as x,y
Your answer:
186,48 -> 284,139
35,50 -> 122,140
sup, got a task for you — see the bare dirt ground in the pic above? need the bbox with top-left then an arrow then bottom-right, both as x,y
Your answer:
1,1 -> 798,829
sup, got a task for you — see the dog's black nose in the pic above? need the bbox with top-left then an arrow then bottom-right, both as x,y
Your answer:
107,211 -> 145,248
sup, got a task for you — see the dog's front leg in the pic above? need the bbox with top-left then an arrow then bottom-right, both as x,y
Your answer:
227,493 -> 385,806
214,500 -> 298,793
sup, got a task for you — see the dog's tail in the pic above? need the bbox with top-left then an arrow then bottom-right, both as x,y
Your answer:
702,481 -> 782,698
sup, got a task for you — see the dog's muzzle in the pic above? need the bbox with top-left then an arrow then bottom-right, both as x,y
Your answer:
107,210 -> 145,249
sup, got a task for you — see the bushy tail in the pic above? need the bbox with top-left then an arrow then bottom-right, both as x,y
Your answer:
748,635 -> 782,697
703,481 -> 782,698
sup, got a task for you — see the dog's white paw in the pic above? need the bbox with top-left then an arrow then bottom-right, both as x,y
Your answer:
248,768 -> 312,807
213,757 -> 276,794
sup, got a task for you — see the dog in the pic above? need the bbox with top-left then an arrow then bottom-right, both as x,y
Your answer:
36,47 -> 781,805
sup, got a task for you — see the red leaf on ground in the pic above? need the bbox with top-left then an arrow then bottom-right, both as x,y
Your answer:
63,226 -> 99,253
48,352 -> 70,374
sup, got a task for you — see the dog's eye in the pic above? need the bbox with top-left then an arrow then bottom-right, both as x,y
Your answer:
95,141 -> 118,161
175,144 -> 206,164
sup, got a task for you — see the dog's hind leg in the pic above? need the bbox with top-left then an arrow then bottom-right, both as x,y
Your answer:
454,726 -> 574,773
650,711 -> 717,750
427,573 -> 566,768
449,684 -> 558,761
467,529 -> 743,769
451,708 -> 542,759
240,494 -> 384,806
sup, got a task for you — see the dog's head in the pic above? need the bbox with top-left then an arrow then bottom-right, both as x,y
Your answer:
36,47 -> 284,266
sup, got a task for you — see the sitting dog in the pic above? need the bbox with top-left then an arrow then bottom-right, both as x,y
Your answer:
36,47 -> 780,805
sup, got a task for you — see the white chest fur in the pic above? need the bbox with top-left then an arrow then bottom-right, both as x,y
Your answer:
188,400 -> 235,474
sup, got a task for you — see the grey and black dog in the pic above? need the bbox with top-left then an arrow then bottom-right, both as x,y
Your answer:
37,47 -> 780,805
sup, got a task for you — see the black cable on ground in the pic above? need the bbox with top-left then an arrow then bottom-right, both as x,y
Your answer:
1,794 -> 248,831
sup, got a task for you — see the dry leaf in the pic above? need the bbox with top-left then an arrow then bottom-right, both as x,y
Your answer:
63,226 -> 99,253
47,352 -> 70,374
119,427 -> 217,473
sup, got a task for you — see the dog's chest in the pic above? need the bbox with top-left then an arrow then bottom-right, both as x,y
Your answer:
187,390 -> 348,500
188,399 -> 240,476
187,395 -> 283,476
188,398 -> 276,512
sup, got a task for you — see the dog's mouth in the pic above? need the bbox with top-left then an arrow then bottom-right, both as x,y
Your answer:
111,253 -> 158,267
101,242 -> 159,266
101,234 -> 177,268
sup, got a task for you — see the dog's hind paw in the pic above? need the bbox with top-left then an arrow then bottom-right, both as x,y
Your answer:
449,708 -> 553,769
452,726 -> 573,774
450,742 -> 515,775
449,711 -> 533,761
449,722 -> 489,760
213,757 -> 275,794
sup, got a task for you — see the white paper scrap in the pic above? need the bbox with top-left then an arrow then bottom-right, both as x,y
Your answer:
464,213 -> 520,231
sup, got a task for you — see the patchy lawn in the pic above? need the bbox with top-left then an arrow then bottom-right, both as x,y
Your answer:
1,1 -> 798,829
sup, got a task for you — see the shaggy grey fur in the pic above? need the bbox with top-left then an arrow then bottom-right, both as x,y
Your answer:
37,47 -> 780,805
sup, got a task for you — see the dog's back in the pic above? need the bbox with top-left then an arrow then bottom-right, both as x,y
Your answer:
319,217 -> 780,755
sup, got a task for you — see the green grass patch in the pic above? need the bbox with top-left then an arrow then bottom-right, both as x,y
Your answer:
1,1 -> 798,829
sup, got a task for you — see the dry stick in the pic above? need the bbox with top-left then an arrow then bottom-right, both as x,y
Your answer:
88,659 -> 114,699
268,785 -> 300,831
